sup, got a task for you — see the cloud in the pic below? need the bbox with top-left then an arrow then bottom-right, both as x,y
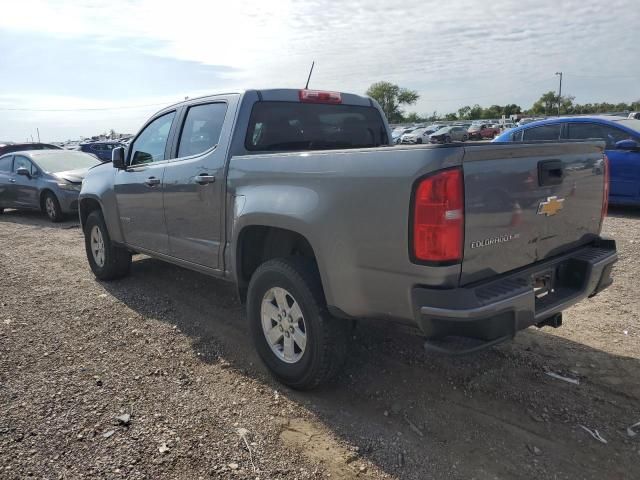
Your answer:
0,0 -> 639,139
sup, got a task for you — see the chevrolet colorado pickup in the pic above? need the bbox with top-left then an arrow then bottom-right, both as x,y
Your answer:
79,88 -> 617,389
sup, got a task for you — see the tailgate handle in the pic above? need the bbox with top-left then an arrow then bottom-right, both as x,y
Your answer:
538,160 -> 564,186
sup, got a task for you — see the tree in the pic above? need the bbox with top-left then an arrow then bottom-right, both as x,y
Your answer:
457,106 -> 471,120
366,81 -> 419,123
530,91 -> 574,115
404,112 -> 426,123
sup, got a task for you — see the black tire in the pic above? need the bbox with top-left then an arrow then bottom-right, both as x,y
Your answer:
42,191 -> 64,222
416,138 -> 423,144
0,208 -> 4,214
462,134 -> 468,142
445,135 -> 452,143
247,257 -> 349,390
84,210 -> 131,281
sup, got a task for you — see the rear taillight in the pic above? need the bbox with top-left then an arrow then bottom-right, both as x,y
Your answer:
299,89 -> 342,104
412,168 -> 464,263
599,154 -> 609,232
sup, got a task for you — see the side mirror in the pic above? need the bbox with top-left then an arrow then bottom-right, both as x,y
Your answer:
615,139 -> 639,151
112,146 -> 126,168
16,167 -> 31,178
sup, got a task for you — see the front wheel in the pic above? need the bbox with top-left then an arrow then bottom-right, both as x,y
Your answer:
247,257 -> 349,390
43,192 -> 64,222
445,135 -> 452,143
84,210 -> 131,280
462,134 -> 468,142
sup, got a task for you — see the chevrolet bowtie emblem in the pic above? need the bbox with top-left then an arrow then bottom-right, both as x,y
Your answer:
537,196 -> 565,216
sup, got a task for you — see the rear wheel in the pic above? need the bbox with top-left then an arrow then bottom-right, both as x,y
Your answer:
416,138 -> 423,144
43,192 -> 64,222
445,135 -> 452,143
84,210 -> 131,280
462,134 -> 469,142
247,257 -> 349,390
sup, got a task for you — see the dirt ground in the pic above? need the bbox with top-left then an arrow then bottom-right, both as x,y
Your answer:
1,207 -> 639,480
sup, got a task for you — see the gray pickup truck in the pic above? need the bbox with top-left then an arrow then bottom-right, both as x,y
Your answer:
79,88 -> 617,389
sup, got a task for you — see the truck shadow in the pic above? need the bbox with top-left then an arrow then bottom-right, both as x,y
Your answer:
101,255 -> 640,480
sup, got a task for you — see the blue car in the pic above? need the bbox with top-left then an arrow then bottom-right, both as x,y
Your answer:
79,141 -> 123,161
494,116 -> 640,206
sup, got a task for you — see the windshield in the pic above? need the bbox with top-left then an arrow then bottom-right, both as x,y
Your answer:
245,101 -> 388,151
614,119 -> 640,133
33,151 -> 101,173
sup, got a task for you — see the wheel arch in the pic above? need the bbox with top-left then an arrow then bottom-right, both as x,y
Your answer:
234,225 -> 320,304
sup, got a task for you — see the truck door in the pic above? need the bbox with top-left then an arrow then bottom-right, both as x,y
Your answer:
162,98 -> 236,270
114,110 -> 176,254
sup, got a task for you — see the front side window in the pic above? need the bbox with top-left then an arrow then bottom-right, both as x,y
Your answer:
130,111 -> 176,165
567,123 -> 633,148
245,101 -> 388,152
14,156 -> 36,175
522,124 -> 562,141
178,103 -> 227,158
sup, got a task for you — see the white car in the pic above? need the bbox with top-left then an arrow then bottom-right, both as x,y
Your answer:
401,126 -> 441,144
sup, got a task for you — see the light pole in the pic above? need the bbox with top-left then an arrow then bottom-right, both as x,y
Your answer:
555,72 -> 563,116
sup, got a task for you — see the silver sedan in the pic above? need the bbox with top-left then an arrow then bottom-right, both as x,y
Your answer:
0,150 -> 101,222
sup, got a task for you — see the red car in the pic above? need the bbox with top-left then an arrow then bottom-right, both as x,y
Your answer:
467,124 -> 501,140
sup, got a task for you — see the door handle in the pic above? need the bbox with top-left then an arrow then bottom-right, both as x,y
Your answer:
9,179 -> 16,183
144,176 -> 161,187
195,174 -> 216,185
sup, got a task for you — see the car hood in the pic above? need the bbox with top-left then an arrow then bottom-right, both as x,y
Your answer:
52,168 -> 91,183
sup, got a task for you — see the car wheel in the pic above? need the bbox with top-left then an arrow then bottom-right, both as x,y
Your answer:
43,192 -> 64,222
0,207 -> 4,214
445,135 -> 452,143
462,134 -> 468,142
416,138 -> 423,144
84,210 -> 131,280
247,257 -> 349,390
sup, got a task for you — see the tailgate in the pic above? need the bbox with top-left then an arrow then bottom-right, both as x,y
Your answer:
461,141 -> 606,285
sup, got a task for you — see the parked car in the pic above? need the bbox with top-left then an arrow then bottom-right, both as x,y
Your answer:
467,123 -> 501,140
0,142 -> 62,157
79,141 -> 124,161
79,88 -> 616,389
0,150 -> 101,221
629,112 -> 640,120
494,115 -> 640,206
429,126 -> 468,143
392,127 -> 415,144
400,126 -> 439,144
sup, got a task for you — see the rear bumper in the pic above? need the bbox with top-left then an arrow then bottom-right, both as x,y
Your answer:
413,239 -> 617,340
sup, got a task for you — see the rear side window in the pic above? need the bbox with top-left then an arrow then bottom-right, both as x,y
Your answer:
178,103 -> 227,157
511,130 -> 523,141
245,101 -> 388,152
0,156 -> 12,172
567,123 -> 631,148
522,124 -> 562,141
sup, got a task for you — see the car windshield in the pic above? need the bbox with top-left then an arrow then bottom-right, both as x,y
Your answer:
245,101 -> 388,151
614,119 -> 640,132
33,151 -> 101,173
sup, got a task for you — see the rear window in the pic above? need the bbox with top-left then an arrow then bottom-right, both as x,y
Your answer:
245,101 -> 388,152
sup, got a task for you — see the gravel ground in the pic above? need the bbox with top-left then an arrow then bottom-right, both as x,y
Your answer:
1,207 -> 639,480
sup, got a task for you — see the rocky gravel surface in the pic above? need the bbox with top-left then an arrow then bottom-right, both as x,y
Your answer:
1,207 -> 639,479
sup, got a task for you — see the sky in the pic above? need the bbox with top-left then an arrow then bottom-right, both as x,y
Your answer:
1,0 -> 638,142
